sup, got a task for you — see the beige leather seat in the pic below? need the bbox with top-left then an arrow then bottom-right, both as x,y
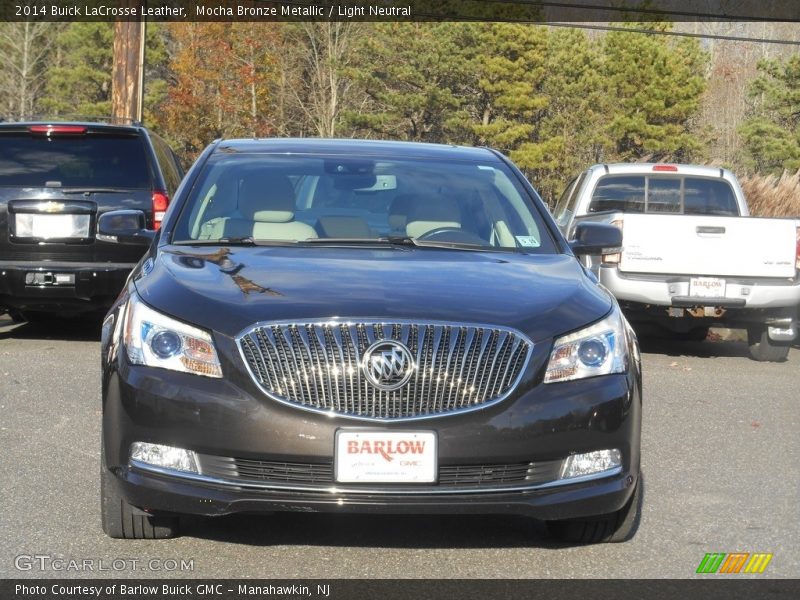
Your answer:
405,196 -> 461,238
238,173 -> 317,241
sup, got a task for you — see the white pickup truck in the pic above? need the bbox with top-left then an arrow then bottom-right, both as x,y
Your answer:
553,163 -> 800,361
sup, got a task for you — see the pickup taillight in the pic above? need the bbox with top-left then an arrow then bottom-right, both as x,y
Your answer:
152,191 -> 169,230
796,225 -> 799,270
602,218 -> 623,264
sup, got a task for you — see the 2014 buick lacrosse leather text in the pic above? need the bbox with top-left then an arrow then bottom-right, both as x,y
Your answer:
99,139 -> 642,544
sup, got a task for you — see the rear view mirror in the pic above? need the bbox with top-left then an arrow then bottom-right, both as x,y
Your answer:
97,210 -> 155,245
569,222 -> 622,256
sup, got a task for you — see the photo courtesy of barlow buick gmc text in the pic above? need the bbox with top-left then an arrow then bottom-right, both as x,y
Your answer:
1,1 -> 799,598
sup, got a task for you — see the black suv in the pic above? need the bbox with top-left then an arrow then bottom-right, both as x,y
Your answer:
0,121 -> 183,320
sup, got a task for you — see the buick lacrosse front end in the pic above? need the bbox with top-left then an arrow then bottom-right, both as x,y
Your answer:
100,139 -> 642,543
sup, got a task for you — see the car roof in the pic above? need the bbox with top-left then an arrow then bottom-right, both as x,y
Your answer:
211,138 -> 501,162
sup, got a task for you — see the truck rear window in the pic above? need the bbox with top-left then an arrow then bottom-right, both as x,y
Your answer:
589,175 -> 739,216
0,134 -> 151,189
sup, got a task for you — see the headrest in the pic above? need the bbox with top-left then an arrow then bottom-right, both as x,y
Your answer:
238,172 -> 295,223
406,196 -> 461,225
405,196 -> 462,238
388,194 -> 416,230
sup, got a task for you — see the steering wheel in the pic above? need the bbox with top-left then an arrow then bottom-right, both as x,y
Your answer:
416,227 -> 488,245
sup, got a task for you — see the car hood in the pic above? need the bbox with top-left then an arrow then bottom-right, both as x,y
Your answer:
134,246 -> 612,342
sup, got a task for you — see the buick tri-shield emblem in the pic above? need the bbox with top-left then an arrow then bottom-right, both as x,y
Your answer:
362,340 -> 414,391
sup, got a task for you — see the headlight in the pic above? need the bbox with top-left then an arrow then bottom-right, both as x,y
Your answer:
544,309 -> 628,383
123,292 -> 222,378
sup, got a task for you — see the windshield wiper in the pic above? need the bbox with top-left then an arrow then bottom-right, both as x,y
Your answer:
303,236 -> 498,252
59,188 -> 130,194
302,236 -> 411,245
172,237 -> 297,246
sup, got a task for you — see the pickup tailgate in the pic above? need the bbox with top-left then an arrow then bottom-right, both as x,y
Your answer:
619,214 -> 796,278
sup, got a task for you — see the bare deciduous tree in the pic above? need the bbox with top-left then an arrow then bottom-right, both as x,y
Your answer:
288,22 -> 365,137
0,22 -> 63,120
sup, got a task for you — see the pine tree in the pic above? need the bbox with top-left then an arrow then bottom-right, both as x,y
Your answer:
511,27 -> 610,202
454,23 -> 550,154
346,22 -> 468,142
38,23 -> 115,119
600,24 -> 707,162
739,53 -> 800,173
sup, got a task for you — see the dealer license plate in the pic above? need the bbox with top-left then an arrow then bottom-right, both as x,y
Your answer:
335,430 -> 436,483
15,213 -> 91,240
689,277 -> 726,298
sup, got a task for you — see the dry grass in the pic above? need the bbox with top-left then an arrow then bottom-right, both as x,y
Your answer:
740,170 -> 800,217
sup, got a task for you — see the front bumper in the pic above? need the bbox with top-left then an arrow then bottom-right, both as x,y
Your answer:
114,462 -> 636,520
102,338 -> 642,522
0,261 -> 135,313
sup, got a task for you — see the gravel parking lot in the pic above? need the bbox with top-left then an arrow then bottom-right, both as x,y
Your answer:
1,314 -> 798,579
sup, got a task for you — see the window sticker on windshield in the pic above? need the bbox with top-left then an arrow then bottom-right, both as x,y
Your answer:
515,236 -> 540,248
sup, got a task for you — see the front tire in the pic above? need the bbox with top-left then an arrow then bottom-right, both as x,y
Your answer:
101,444 -> 179,539
546,476 -> 642,544
747,326 -> 790,362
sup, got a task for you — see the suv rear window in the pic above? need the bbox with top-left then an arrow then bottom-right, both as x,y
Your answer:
0,134 -> 151,189
589,175 -> 739,216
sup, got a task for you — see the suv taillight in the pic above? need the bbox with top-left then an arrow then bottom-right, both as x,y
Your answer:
152,191 -> 169,230
602,218 -> 623,264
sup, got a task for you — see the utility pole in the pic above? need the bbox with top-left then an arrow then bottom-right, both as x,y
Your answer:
111,2 -> 145,124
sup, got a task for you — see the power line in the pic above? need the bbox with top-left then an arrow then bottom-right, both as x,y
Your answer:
544,22 -> 800,46
406,11 -> 800,46
263,1 -> 800,23
456,0 -> 800,23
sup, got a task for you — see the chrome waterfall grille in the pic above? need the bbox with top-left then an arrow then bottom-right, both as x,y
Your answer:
237,320 -> 533,420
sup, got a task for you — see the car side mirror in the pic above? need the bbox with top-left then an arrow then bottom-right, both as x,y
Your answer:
569,222 -> 622,256
97,210 -> 155,246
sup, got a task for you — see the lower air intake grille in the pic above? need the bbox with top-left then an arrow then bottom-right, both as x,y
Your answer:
196,455 -> 562,489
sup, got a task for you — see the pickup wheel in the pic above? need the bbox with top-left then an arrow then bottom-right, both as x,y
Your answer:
545,475 -> 642,544
101,443 -> 179,539
747,326 -> 790,362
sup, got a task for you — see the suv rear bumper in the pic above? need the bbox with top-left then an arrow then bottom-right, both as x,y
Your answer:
0,261 -> 136,314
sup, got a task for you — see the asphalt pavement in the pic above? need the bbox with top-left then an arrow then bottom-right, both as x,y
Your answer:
1,314 -> 797,579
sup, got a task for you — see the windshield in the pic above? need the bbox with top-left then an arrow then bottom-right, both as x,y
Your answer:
172,154 -> 556,253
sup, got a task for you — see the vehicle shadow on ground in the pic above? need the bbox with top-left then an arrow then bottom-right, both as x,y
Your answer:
181,474 -> 646,550
637,335 -> 752,359
0,314 -> 104,342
